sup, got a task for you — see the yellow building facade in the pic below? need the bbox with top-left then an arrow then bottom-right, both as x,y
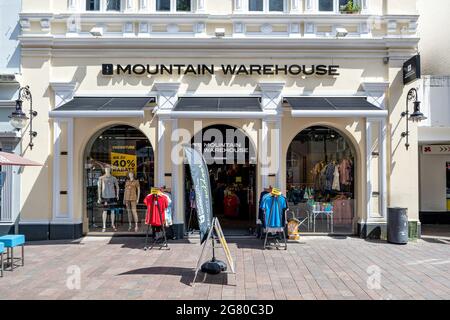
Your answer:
16,0 -> 421,240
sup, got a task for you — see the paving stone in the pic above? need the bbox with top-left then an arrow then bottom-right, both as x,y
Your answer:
0,236 -> 449,300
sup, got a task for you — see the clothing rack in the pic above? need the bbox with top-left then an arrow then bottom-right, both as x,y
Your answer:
144,193 -> 169,251
263,194 -> 287,250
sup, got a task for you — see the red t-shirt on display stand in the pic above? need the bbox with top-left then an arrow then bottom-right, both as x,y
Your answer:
144,194 -> 168,227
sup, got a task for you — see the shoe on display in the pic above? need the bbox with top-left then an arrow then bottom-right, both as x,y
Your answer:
102,228 -> 106,233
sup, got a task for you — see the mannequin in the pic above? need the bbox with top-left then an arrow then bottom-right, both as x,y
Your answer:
124,171 -> 140,232
97,167 -> 119,232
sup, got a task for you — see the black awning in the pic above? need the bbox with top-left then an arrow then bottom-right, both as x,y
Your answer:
173,97 -> 262,112
54,97 -> 154,111
285,97 -> 381,111
49,97 -> 155,118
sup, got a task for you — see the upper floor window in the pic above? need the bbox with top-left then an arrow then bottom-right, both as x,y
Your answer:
249,0 -> 263,11
106,0 -> 121,11
249,0 -> 285,12
318,0 -> 361,13
156,0 -> 191,12
269,0 -> 284,11
85,0 -> 121,11
86,0 -> 100,11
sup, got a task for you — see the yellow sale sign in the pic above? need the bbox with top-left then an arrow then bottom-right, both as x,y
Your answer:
110,152 -> 137,177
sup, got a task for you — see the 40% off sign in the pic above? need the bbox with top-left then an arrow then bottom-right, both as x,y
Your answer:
110,152 -> 137,176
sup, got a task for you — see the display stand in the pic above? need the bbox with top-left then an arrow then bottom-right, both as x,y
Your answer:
192,217 -> 235,286
144,193 -> 169,251
263,192 -> 287,250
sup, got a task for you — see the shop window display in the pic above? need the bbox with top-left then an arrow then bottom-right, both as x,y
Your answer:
286,126 -> 355,234
85,125 -> 154,233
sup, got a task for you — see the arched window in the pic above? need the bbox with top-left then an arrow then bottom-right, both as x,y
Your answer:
85,125 -> 154,233
286,126 -> 356,234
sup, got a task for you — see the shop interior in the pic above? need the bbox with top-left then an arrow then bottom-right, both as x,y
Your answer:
85,125 -> 154,233
286,126 -> 355,234
185,125 -> 257,236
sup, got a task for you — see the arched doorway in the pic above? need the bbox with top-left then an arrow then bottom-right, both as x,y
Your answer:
186,124 -> 257,235
84,125 -> 154,233
286,126 -> 356,234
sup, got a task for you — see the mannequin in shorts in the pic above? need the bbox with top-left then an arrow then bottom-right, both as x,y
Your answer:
97,167 -> 119,232
124,171 -> 140,232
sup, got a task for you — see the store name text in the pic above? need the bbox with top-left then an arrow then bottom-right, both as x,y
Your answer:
102,63 -> 340,77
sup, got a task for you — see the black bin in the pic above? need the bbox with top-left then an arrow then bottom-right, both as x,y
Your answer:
387,207 -> 409,244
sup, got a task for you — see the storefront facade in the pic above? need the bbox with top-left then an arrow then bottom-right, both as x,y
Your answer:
17,0 -> 421,240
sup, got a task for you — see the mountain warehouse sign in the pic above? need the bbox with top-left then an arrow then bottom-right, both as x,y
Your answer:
102,63 -> 340,77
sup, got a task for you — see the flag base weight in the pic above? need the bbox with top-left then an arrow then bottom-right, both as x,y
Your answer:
201,258 -> 227,275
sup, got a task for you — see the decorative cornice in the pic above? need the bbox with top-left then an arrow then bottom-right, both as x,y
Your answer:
19,35 -> 419,51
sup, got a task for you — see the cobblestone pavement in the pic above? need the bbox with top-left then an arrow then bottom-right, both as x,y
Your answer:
0,236 -> 449,300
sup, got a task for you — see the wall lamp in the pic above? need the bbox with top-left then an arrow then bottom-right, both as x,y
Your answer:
401,88 -> 427,150
9,86 -> 38,150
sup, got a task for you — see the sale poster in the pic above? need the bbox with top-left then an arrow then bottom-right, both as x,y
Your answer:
110,145 -> 137,177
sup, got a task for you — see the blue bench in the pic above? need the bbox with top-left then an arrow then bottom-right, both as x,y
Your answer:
0,235 -> 25,271
0,242 -> 4,277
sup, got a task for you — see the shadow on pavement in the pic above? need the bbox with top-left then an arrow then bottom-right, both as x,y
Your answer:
107,237 -> 192,250
24,239 -> 84,246
118,266 -> 231,286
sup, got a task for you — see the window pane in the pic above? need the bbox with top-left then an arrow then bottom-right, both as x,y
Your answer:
177,0 -> 191,11
106,0 -> 121,11
269,0 -> 284,11
156,0 -> 171,11
86,0 -> 100,11
319,0 -> 334,11
339,0 -> 360,11
249,0 -> 263,11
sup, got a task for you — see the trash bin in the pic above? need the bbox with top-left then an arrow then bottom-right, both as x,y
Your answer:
387,207 -> 409,244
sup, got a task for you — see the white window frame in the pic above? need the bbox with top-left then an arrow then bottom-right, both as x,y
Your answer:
155,0 -> 193,13
246,0 -> 287,13
311,0 -> 363,14
83,0 -> 122,12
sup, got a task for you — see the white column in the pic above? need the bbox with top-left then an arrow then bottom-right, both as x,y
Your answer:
51,119 -> 74,223
305,0 -> 314,12
362,81 -> 389,222
378,118 -> 387,219
170,118 -> 183,225
259,82 -> 285,190
50,83 -> 76,225
234,0 -> 246,12
366,120 -> 373,220
196,0 -> 206,12
261,119 -> 269,189
68,0 -> 78,10
290,0 -> 301,13
125,0 -> 134,11
157,117 -> 167,187
275,117 -> 282,189
139,0 -> 149,11
155,82 -> 180,187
